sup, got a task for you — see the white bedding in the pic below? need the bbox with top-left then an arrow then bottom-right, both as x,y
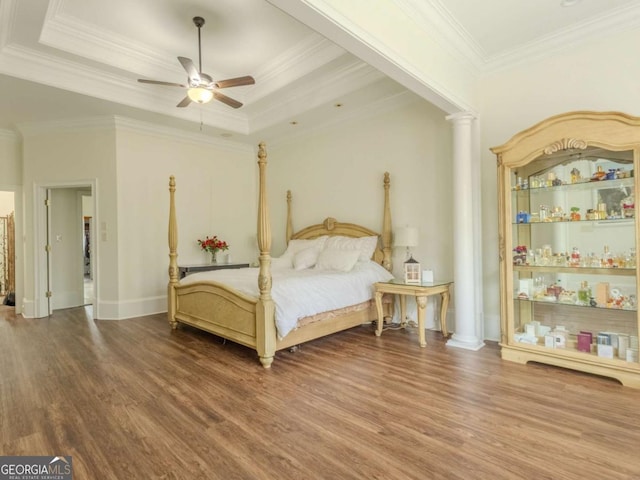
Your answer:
179,260 -> 393,339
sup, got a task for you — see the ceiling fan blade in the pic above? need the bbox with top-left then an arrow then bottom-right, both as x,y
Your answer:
213,91 -> 242,109
138,79 -> 186,88
214,76 -> 256,89
176,96 -> 192,108
178,56 -> 201,84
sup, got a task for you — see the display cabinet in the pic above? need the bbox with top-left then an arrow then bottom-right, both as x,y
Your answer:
491,111 -> 640,387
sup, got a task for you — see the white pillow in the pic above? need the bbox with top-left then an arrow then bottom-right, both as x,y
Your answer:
324,235 -> 379,262
292,247 -> 321,270
270,256 -> 293,269
281,236 -> 328,259
315,248 -> 361,272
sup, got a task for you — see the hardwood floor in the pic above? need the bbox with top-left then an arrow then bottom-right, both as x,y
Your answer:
2,306 -> 640,479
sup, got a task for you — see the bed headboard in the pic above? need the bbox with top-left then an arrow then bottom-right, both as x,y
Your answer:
285,173 -> 392,271
291,217 -> 386,265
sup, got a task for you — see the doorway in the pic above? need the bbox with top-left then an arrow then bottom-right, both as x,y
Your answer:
34,182 -> 96,317
0,191 -> 15,307
81,193 -> 93,306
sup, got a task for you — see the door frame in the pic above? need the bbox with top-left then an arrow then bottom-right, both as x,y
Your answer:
0,185 -> 22,313
34,179 -> 97,318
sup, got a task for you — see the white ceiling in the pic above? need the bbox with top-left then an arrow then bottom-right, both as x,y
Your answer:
1,0 -> 639,144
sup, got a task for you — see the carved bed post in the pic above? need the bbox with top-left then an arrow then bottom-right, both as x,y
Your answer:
168,175 -> 178,329
286,190 -> 293,245
256,142 -> 276,368
381,172 -> 392,272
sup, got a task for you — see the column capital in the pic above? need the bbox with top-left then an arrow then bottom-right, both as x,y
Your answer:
445,111 -> 477,123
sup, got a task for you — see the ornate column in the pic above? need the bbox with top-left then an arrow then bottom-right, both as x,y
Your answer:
446,112 -> 485,351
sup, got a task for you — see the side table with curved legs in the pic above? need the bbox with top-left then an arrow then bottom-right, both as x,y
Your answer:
374,280 -> 453,347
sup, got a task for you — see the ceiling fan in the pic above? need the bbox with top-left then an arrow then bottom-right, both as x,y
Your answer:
138,16 -> 255,109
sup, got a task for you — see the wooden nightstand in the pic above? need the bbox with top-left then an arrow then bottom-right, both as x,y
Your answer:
374,279 -> 453,347
178,262 -> 250,279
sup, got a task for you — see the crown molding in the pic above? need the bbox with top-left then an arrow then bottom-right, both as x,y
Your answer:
395,0 -> 485,73
0,0 -> 18,49
41,0 -> 205,78
248,33 -> 345,102
0,42 -> 250,134
0,128 -> 19,140
483,2 -> 640,72
17,114 -> 253,152
390,0 -> 640,75
39,4 -> 346,107
17,115 -> 117,137
113,116 -> 254,153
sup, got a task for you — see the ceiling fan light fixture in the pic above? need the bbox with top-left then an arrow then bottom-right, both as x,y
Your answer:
138,16 -> 253,110
187,87 -> 213,104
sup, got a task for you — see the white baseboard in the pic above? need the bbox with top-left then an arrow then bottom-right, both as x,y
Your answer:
19,295 -> 166,320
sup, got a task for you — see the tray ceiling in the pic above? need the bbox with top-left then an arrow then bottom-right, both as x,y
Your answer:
1,0 -> 639,143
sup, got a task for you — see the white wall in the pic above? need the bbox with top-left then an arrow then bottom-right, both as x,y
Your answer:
113,122 -> 257,318
20,118 -> 259,319
21,122 -> 117,318
268,98 -> 453,327
0,130 -> 22,187
478,26 -> 640,340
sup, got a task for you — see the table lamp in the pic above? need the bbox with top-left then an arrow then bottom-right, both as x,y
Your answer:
394,226 -> 418,260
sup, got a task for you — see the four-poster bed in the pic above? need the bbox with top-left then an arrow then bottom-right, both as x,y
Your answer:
167,142 -> 393,367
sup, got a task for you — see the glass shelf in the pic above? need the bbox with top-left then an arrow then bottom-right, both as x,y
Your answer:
512,176 -> 634,194
513,265 -> 636,276
512,218 -> 634,226
513,296 -> 637,312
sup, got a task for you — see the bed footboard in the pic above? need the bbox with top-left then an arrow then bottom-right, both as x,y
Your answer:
173,282 -> 258,348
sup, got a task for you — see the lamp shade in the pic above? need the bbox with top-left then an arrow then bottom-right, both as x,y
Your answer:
187,87 -> 214,104
395,226 -> 418,248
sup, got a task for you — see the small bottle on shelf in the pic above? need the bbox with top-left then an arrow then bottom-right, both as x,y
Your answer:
539,205 -> 549,222
587,252 -> 599,268
602,245 -> 613,268
591,165 -> 606,181
570,247 -> 580,267
578,281 -> 591,306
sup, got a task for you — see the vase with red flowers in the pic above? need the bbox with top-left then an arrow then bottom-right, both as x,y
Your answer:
197,235 -> 229,264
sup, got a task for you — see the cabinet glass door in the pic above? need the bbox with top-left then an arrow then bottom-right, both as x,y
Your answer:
510,148 -> 638,362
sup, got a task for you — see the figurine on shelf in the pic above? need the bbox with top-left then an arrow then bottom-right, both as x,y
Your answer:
570,167 -> 581,183
513,245 -> 528,265
570,207 -> 581,221
622,191 -> 635,218
516,211 -> 531,223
